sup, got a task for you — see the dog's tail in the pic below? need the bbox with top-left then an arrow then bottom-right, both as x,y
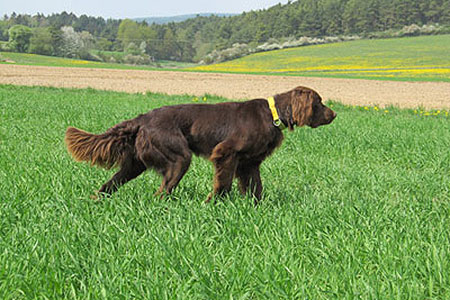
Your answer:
65,121 -> 139,169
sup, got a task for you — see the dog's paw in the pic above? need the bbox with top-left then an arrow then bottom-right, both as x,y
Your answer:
153,191 -> 167,200
90,190 -> 110,202
205,192 -> 213,203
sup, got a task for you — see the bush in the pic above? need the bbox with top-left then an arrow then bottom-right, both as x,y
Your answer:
124,42 -> 143,56
203,43 -> 252,64
396,24 -> 441,37
93,50 -> 153,65
123,53 -> 152,65
367,23 -> 445,39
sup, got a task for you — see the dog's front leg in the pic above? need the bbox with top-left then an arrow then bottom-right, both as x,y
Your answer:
207,142 -> 238,203
236,162 -> 262,205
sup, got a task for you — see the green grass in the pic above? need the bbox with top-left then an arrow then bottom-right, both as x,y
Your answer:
192,35 -> 450,82
0,51 -> 197,70
1,85 -> 450,299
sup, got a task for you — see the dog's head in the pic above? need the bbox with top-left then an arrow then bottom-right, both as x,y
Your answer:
286,86 -> 336,130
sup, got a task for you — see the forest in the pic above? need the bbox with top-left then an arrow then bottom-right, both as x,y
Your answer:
1,0 -> 449,63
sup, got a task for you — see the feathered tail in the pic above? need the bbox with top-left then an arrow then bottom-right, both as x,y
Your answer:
65,121 -> 139,169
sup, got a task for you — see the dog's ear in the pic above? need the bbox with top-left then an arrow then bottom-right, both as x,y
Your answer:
290,88 -> 313,127
285,105 -> 295,131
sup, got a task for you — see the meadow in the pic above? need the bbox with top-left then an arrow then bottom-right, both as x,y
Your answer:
192,35 -> 450,82
0,51 -> 197,70
1,85 -> 450,299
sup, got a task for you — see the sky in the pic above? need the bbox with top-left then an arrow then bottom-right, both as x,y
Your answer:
1,0 -> 290,19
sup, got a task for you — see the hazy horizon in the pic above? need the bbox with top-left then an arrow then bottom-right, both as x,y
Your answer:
1,0 -> 290,19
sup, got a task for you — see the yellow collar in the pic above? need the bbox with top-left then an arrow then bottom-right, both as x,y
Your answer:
266,96 -> 286,130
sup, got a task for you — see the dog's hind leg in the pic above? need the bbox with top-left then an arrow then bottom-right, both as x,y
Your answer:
156,152 -> 192,196
97,156 -> 146,197
136,129 -> 191,198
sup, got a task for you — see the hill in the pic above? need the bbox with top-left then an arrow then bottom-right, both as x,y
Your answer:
192,34 -> 450,82
133,13 -> 237,24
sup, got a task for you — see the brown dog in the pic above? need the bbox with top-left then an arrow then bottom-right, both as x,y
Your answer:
65,86 -> 336,203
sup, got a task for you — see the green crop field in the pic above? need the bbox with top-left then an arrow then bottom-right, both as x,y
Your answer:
1,85 -> 450,299
193,35 -> 450,82
0,51 -> 197,70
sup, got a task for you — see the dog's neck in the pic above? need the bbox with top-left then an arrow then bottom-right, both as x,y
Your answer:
270,95 -> 292,130
266,97 -> 286,130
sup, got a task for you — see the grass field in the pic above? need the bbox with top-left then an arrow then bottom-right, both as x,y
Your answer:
0,51 -> 197,70
1,85 -> 450,299
192,35 -> 450,82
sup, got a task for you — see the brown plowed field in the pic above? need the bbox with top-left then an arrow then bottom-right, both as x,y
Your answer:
1,64 -> 450,109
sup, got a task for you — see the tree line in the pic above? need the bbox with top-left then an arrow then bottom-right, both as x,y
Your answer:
1,0 -> 449,63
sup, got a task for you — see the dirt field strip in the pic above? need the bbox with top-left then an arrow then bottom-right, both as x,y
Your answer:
1,64 -> 450,109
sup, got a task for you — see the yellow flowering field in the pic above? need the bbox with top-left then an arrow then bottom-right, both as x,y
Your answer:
192,35 -> 450,82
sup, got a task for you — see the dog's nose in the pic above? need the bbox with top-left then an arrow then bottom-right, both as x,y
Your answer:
332,111 -> 337,119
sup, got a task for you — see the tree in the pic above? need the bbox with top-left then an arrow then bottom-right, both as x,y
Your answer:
342,0 -> 366,34
0,20 -> 8,41
48,26 -> 63,56
321,0 -> 345,35
59,26 -> 93,59
96,37 -> 113,51
298,0 -> 324,36
425,0 -> 444,23
140,24 -> 158,55
8,25 -> 32,52
162,27 -> 180,60
442,0 -> 450,24
29,27 -> 53,55
117,19 -> 142,50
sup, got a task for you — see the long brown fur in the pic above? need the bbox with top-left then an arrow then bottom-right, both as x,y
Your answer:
65,121 -> 139,169
65,86 -> 336,203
